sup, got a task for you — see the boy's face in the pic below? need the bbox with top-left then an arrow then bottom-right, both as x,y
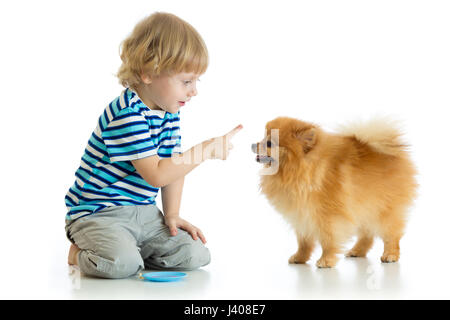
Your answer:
139,72 -> 200,114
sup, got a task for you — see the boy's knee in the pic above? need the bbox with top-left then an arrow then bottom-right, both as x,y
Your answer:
110,250 -> 144,278
180,241 -> 211,270
80,247 -> 143,279
143,231 -> 211,271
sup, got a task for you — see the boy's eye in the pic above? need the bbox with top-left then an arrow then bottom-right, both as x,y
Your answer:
266,140 -> 272,148
182,78 -> 200,86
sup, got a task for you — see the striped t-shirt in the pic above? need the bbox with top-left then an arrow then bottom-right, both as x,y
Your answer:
65,88 -> 182,221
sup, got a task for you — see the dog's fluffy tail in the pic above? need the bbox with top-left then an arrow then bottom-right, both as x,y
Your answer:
338,117 -> 409,156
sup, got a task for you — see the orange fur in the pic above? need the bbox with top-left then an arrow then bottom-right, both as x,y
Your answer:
253,117 -> 418,268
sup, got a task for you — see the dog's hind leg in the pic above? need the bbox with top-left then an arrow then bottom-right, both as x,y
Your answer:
379,208 -> 406,263
381,235 -> 402,263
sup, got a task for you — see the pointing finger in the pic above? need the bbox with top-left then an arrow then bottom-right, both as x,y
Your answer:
226,124 -> 243,140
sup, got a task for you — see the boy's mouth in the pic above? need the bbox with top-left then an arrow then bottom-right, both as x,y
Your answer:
178,101 -> 185,106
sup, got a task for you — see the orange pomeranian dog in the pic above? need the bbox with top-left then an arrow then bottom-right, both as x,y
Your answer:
252,117 -> 418,268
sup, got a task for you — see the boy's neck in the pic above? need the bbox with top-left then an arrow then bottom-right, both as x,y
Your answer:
133,85 -> 164,111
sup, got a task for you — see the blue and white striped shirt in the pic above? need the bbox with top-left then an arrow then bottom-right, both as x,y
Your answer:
65,88 -> 182,221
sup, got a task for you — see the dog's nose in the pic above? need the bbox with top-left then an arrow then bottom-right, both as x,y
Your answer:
251,143 -> 258,153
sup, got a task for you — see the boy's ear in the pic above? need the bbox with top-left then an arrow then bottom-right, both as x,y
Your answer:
140,73 -> 152,85
295,127 -> 317,154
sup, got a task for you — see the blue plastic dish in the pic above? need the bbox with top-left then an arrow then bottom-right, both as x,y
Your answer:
140,272 -> 187,282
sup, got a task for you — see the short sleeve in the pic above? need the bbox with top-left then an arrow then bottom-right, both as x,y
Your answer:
172,133 -> 182,154
101,110 -> 158,162
156,113 -> 182,158
170,112 -> 182,154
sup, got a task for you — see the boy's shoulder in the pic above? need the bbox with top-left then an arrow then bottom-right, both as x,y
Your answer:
103,89 -> 146,120
118,88 -> 143,114
105,88 -> 180,124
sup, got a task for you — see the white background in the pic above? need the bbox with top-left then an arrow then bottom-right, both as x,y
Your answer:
0,0 -> 449,299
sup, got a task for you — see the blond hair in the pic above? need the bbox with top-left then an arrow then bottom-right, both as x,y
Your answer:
117,12 -> 208,89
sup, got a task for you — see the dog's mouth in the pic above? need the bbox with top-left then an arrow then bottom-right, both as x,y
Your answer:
256,154 -> 274,163
252,143 -> 275,164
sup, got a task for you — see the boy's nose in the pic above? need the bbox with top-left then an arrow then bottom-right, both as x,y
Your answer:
189,84 -> 198,97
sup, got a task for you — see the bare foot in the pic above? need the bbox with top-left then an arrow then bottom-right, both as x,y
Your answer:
68,243 -> 81,266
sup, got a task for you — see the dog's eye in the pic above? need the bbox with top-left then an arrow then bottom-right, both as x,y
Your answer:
266,141 -> 272,148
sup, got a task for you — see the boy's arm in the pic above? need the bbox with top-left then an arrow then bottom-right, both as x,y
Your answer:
131,124 -> 242,188
131,143 -> 204,188
161,177 -> 206,243
161,176 -> 184,219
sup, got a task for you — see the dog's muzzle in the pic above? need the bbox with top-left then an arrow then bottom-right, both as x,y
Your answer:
251,143 -> 274,163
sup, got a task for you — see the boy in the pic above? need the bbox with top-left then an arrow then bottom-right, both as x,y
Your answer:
65,12 -> 242,279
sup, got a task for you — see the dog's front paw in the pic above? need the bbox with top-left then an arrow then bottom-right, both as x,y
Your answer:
288,253 -> 308,264
316,256 -> 338,268
345,249 -> 366,258
381,253 -> 399,263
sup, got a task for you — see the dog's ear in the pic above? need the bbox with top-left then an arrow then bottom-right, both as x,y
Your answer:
295,128 -> 317,153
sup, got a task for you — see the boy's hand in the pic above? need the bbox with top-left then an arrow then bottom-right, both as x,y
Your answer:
164,215 -> 207,244
202,124 -> 243,160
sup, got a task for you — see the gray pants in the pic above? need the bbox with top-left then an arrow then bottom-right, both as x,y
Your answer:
65,205 -> 211,279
